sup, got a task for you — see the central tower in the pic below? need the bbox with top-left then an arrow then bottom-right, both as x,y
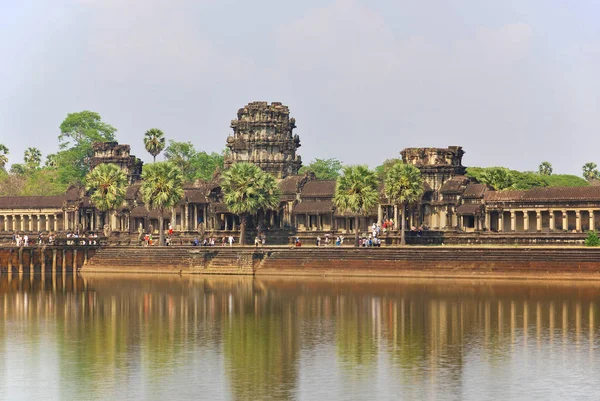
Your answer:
224,101 -> 302,178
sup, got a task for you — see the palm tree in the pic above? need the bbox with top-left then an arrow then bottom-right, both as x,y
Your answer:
583,162 -> 600,182
537,161 -> 552,176
384,162 -> 424,246
143,128 -> 166,163
85,163 -> 128,232
221,162 -> 281,245
0,144 -> 8,168
334,165 -> 380,247
24,147 -> 42,170
140,161 -> 184,246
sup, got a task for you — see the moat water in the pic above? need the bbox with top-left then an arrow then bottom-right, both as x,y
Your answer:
1,274 -> 600,401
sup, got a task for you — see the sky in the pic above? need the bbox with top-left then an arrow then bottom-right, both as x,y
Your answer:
1,0 -> 599,175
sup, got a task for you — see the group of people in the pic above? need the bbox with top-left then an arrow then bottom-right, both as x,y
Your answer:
192,235 -> 235,247
10,231 -> 98,247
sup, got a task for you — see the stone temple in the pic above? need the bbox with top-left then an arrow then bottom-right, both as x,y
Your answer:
224,102 -> 301,179
1,101 -> 600,245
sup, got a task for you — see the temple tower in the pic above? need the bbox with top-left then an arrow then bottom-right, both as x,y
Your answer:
224,101 -> 302,178
90,142 -> 143,184
400,146 -> 466,192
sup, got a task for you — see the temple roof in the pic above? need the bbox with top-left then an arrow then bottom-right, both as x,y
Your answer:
293,200 -> 334,214
484,186 -> 600,202
462,184 -> 488,199
300,180 -> 336,198
279,175 -> 305,194
440,176 -> 469,193
456,203 -> 484,215
0,196 -> 67,209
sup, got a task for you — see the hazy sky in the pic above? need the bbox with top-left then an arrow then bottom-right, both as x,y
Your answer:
1,0 -> 599,175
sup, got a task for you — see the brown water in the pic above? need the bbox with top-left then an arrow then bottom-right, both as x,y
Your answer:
1,274 -> 600,401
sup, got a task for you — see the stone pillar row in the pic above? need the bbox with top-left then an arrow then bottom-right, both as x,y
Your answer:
489,208 -> 598,233
0,213 -> 60,232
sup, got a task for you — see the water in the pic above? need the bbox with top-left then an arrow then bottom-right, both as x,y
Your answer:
1,274 -> 600,401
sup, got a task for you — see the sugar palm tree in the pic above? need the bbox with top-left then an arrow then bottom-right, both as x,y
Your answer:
384,161 -> 424,246
537,161 -> 552,176
143,128 -> 166,163
221,162 -> 281,245
140,161 -> 184,246
334,165 -> 380,247
0,144 -> 8,168
24,147 -> 42,170
85,163 -> 128,231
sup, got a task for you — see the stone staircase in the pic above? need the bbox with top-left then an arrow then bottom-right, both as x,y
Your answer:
85,246 -> 193,273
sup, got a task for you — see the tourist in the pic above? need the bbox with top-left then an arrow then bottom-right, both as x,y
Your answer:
222,236 -> 226,246
193,237 -> 199,246
168,223 -> 173,236
324,236 -> 330,247
255,236 -> 260,247
340,236 -> 344,246
228,235 -> 234,246
295,237 -> 302,247
316,236 -> 321,247
24,234 -> 29,247
210,237 -> 215,246
335,236 -> 341,246
165,237 -> 170,246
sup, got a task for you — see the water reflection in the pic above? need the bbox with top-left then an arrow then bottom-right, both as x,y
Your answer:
1,274 -> 600,400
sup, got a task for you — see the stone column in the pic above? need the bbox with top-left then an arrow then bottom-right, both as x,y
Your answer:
576,210 -> 581,232
45,215 -> 50,231
589,211 -> 595,232
523,211 -> 529,232
485,212 -> 490,231
393,205 -> 398,231
54,214 -> 59,232
183,204 -> 189,231
36,215 -> 41,232
20,214 -> 25,231
377,205 -> 383,226
549,211 -> 555,231
306,213 -> 310,230
562,210 -> 567,231
2,215 -> 7,232
498,212 -> 504,232
510,211 -> 516,232
64,210 -> 68,231
316,213 -> 321,230
536,211 -> 542,232
171,207 -> 176,229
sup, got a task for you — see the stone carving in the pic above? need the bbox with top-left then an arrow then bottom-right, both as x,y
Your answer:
224,101 -> 302,178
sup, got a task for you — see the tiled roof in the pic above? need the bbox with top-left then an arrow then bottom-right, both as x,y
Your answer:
456,203 -> 483,215
279,175 -> 305,194
300,180 -> 336,197
293,200 -> 334,214
484,186 -> 600,202
462,184 -> 488,198
0,196 -> 67,209
440,176 -> 468,193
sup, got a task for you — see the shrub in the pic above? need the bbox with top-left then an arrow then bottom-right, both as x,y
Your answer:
585,231 -> 600,247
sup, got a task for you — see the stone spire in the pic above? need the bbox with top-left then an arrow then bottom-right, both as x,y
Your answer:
224,101 -> 302,179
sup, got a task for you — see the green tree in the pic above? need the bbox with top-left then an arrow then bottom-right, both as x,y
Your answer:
140,162 -> 184,246
582,162 -> 600,181
375,158 -> 402,180
24,147 -> 42,171
221,162 -> 281,245
164,140 -> 224,182
56,111 -> 117,185
9,163 -> 26,175
542,174 -> 589,187
384,162 -> 424,246
537,161 -> 553,176
299,158 -> 343,180
585,231 -> 600,247
85,164 -> 128,231
334,165 -> 380,247
0,144 -> 8,169
143,128 -> 166,163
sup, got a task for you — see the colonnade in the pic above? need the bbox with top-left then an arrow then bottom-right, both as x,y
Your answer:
0,213 -> 61,233
485,208 -> 600,233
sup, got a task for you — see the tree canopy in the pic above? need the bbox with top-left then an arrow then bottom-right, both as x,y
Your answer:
85,164 -> 128,230
221,162 -> 281,244
144,128 -> 166,162
384,161 -> 424,245
466,167 -> 589,190
164,140 -> 224,182
298,158 -> 343,180
140,162 -> 185,246
24,147 -> 42,171
0,144 -> 8,169
583,162 -> 600,182
334,165 -> 380,246
538,161 -> 552,176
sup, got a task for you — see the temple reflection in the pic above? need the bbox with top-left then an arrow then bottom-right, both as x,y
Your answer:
1,275 -> 600,400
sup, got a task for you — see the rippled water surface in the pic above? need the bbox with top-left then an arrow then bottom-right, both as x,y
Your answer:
1,274 -> 600,401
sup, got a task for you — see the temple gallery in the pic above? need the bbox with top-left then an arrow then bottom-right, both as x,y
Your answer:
1,101 -> 599,245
